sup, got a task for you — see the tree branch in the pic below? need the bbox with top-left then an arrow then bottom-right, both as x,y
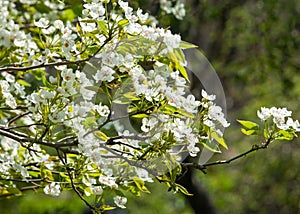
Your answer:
0,33 -> 113,73
183,138 -> 273,173
0,126 -> 78,148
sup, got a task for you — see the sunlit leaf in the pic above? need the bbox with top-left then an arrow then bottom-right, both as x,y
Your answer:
275,130 -> 295,141
98,20 -> 108,35
241,128 -> 257,136
179,41 -> 198,49
101,205 -> 117,211
17,79 -> 31,87
132,177 -> 150,193
131,113 -> 148,119
177,64 -> 189,81
201,140 -> 221,153
118,19 -> 129,28
211,131 -> 228,149
237,120 -> 259,130
94,131 -> 109,141
175,183 -> 193,196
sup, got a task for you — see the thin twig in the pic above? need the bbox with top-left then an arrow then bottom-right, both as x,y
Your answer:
58,149 -> 98,213
183,138 -> 272,172
6,112 -> 31,128
0,34 -> 113,73
0,127 -> 78,149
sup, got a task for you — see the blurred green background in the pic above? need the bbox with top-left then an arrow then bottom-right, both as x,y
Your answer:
1,0 -> 300,213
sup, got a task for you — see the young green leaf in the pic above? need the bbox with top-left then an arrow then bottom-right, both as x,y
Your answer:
179,41 -> 198,49
132,177 -> 150,193
241,128 -> 257,136
211,131 -> 228,149
237,120 -> 259,130
175,183 -> 193,196
201,140 -> 221,153
275,130 -> 295,141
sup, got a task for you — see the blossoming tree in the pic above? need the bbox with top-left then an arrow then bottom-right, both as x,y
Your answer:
0,0 -> 299,213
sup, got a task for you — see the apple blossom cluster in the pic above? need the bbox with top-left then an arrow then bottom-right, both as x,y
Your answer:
257,107 -> 300,131
0,0 -> 229,211
0,135 -> 51,184
202,90 -> 230,131
0,72 -> 26,109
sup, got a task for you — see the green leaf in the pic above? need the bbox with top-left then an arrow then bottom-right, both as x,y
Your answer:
131,113 -> 148,119
132,177 -> 150,193
275,130 -> 295,141
179,41 -> 198,49
0,85 -> 2,98
6,187 -> 22,196
175,183 -> 193,196
241,128 -> 257,136
98,20 -> 108,35
94,131 -> 109,141
264,129 -> 270,139
201,140 -> 221,153
101,205 -> 116,211
177,64 -> 189,81
17,79 -> 31,87
86,45 -> 101,55
41,164 -> 54,181
59,172 -> 71,183
237,120 -> 259,130
28,171 -> 40,178
118,19 -> 129,28
123,92 -> 140,100
161,104 -> 194,118
41,76 -> 55,89
174,48 -> 186,64
63,9 -> 75,21
211,131 -> 228,149
76,23 -> 83,37
35,3 -> 51,13
167,50 -> 189,81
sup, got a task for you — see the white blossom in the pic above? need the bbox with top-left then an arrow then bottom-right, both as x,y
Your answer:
92,186 -> 103,195
43,183 -> 61,196
94,66 -> 115,82
34,18 -> 50,28
201,90 -> 216,101
141,117 -> 158,133
94,104 -> 110,117
114,196 -> 127,209
99,175 -> 118,188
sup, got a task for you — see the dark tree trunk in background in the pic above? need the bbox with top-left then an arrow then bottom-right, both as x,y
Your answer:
177,168 -> 218,214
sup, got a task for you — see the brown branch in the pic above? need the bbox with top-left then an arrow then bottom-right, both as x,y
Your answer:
6,112 -> 31,128
0,177 -> 44,183
5,123 -> 45,130
106,136 -> 142,151
0,126 -> 78,149
0,106 -> 28,110
0,34 -> 113,73
100,144 -> 159,176
0,185 -> 41,198
57,149 -> 98,213
0,60 -> 84,73
183,138 -> 273,173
